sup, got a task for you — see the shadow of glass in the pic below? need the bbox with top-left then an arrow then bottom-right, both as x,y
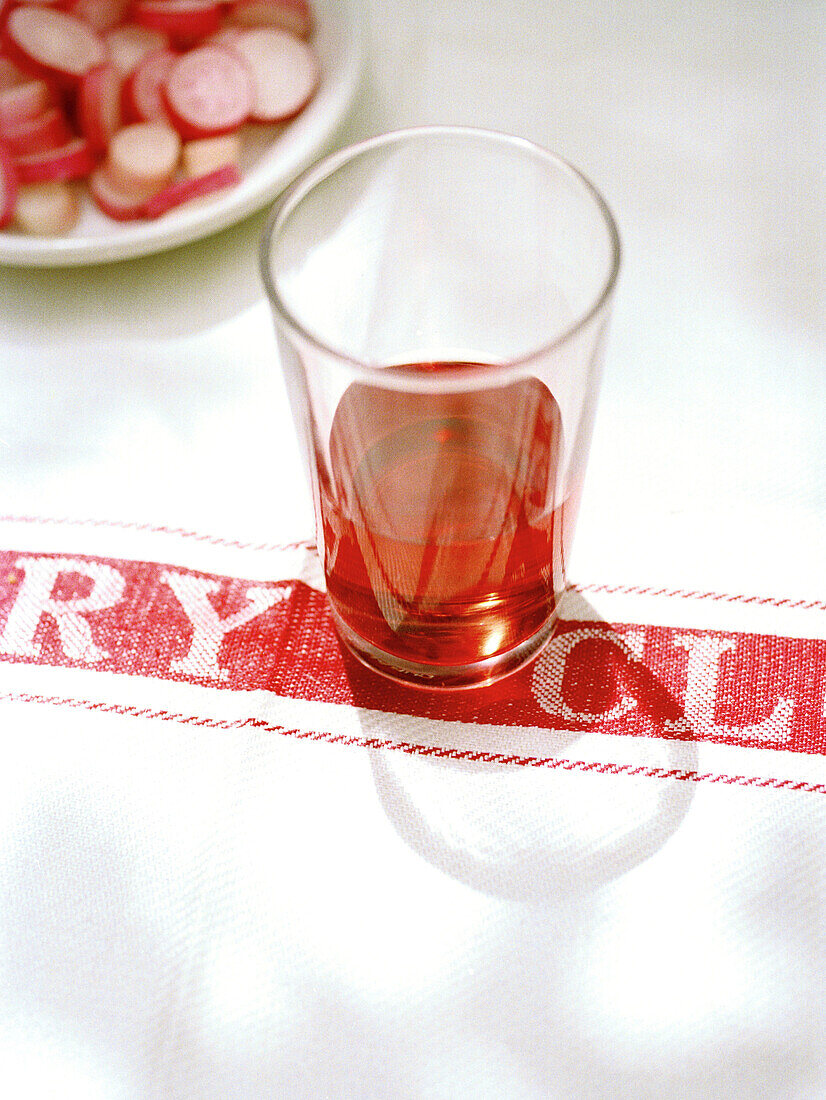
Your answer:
339,595 -> 700,903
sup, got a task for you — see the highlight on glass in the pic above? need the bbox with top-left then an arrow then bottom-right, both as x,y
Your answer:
261,126 -> 620,689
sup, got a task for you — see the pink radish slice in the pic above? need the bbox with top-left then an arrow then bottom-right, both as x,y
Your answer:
0,78 -> 50,129
0,140 -> 18,226
144,162 -> 240,217
0,104 -> 70,155
13,178 -> 78,232
228,0 -> 313,40
134,0 -> 222,47
68,0 -> 131,34
206,27 -> 244,48
0,57 -> 25,90
88,165 -> 147,220
105,119 -> 180,196
121,47 -> 176,122
104,24 -> 169,76
5,7 -> 106,83
231,28 -> 318,122
77,61 -> 121,151
162,45 -> 253,139
15,134 -> 94,181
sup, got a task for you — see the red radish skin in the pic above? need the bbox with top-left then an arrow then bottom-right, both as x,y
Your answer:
15,134 -> 95,182
88,164 -> 147,220
228,0 -> 314,40
68,0 -> 130,34
0,140 -> 18,226
134,0 -> 222,48
0,104 -> 70,155
105,24 -> 169,76
144,162 -> 240,217
121,47 -> 176,123
5,7 -> 107,84
0,79 -> 50,129
232,29 -> 318,122
77,62 -> 121,152
105,119 -> 180,196
162,45 -> 253,139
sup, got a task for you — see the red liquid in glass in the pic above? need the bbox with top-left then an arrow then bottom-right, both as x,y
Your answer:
321,362 -> 573,676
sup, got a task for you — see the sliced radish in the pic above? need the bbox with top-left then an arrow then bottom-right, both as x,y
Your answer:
15,134 -> 94,181
121,46 -> 176,122
105,119 -> 180,196
134,0 -> 222,48
228,0 -> 313,40
88,164 -> 147,220
104,24 -> 169,76
144,162 -> 240,217
0,140 -> 18,226
0,57 -> 25,91
5,7 -> 106,84
181,131 -> 240,177
205,27 -> 244,48
77,61 -> 120,151
231,28 -> 318,122
0,104 -> 70,155
13,178 -> 78,232
162,44 -> 253,139
68,0 -> 131,34
0,78 -> 50,129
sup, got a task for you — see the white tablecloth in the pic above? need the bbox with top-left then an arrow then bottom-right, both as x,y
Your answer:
0,2 -> 824,1096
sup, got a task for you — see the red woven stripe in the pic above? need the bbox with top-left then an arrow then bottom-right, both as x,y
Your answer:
0,547 -> 824,761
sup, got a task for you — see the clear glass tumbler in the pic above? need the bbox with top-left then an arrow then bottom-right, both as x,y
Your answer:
260,126 -> 620,689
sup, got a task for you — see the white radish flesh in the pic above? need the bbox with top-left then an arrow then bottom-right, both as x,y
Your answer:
0,142 -> 19,227
163,45 -> 253,139
144,163 -> 241,217
105,24 -> 169,76
231,28 -> 318,122
182,132 -> 241,178
5,7 -> 107,83
105,120 -> 181,196
13,179 -> 78,233
77,62 -> 121,152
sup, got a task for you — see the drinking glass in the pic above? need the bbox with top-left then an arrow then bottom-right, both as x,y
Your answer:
260,126 -> 620,689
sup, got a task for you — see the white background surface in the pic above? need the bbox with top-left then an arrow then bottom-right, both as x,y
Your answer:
0,2 -> 825,1097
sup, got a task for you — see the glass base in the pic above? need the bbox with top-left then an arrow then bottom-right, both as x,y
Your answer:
330,606 -> 560,691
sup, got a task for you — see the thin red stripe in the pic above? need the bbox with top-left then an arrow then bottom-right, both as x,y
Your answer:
3,689 -> 825,797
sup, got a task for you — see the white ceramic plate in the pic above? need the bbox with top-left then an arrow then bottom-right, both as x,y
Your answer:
0,0 -> 362,266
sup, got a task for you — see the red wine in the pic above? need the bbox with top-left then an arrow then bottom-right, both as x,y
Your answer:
321,362 -> 574,679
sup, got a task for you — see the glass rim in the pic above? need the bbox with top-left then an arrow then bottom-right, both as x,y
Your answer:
259,125 -> 621,392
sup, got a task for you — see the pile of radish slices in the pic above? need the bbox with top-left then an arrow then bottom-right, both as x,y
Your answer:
0,0 -> 318,234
